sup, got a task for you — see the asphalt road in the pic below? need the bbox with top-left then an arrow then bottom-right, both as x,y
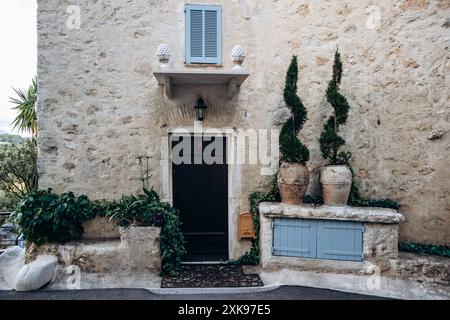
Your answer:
0,285 -> 389,300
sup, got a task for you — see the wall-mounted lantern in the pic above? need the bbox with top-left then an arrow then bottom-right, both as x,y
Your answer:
194,97 -> 207,121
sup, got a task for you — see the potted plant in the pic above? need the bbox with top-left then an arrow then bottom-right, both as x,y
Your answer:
318,49 -> 352,205
277,56 -> 310,204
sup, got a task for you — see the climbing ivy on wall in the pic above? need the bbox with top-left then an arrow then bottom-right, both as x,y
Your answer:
228,176 -> 280,265
399,242 -> 450,257
279,55 -> 310,164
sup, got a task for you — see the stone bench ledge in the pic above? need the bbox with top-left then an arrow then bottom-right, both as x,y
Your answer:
259,202 -> 405,224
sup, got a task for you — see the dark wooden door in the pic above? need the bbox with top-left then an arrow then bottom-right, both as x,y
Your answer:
172,134 -> 228,261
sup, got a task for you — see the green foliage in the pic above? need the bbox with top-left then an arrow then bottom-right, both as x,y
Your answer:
105,188 -> 186,276
0,134 -> 26,144
12,189 -> 96,245
0,190 -> 19,211
399,242 -> 450,257
303,194 -> 323,206
13,187 -> 186,276
157,201 -> 186,275
279,56 -> 309,164
10,77 -> 37,136
105,188 -> 161,227
319,49 -> 351,165
0,139 -> 38,198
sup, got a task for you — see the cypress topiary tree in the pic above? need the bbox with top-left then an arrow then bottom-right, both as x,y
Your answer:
279,56 -> 309,164
319,48 -> 351,165
318,49 -> 400,209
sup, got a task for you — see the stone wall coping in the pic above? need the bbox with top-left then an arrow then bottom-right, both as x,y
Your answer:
259,202 -> 405,224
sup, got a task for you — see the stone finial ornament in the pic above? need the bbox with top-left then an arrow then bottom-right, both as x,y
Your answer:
231,44 -> 246,69
156,43 -> 171,70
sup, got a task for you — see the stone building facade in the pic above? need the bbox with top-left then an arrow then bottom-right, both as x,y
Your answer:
37,0 -> 450,259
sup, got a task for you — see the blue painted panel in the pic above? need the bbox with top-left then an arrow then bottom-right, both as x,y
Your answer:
272,218 -> 363,262
316,220 -> 363,261
273,218 -> 317,258
185,5 -> 222,64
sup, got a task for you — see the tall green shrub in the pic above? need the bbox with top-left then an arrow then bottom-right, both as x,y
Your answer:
319,49 -> 351,165
279,56 -> 309,164
318,49 -> 400,209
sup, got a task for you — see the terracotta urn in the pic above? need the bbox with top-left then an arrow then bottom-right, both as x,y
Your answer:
277,162 -> 310,205
320,165 -> 352,205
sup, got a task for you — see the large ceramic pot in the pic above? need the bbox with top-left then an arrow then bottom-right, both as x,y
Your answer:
320,165 -> 352,205
277,162 -> 310,205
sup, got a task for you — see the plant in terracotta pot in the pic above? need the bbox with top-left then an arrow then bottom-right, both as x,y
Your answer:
318,49 -> 353,205
277,56 -> 310,205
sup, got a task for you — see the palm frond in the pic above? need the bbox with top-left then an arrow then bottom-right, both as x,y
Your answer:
9,77 -> 37,135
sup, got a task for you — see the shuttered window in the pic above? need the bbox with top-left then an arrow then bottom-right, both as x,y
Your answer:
185,4 -> 222,64
273,218 -> 363,262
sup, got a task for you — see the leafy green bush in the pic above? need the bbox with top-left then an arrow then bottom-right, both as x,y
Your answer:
13,188 -> 186,275
105,188 -> 162,227
12,189 -> 96,245
0,190 -> 19,211
0,139 -> 37,198
399,242 -> 450,257
279,56 -> 309,164
105,188 -> 186,276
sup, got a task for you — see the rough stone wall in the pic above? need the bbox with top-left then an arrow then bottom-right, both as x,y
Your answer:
37,0 -> 450,248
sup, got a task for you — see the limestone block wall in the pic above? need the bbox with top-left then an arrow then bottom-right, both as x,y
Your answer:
37,0 -> 450,249
25,226 -> 161,273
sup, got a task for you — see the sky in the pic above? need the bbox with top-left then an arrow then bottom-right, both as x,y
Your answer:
0,0 -> 37,136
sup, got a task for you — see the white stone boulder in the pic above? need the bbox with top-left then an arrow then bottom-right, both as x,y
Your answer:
14,254 -> 58,291
0,246 -> 25,290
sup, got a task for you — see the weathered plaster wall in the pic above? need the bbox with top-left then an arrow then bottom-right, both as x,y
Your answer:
37,0 -> 450,249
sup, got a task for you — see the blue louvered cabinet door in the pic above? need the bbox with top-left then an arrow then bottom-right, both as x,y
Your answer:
272,218 -> 363,262
273,218 -> 317,258
316,220 -> 363,262
185,5 -> 222,64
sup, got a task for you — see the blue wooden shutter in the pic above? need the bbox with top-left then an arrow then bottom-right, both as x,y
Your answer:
316,220 -> 363,262
186,5 -> 222,64
273,218 -> 317,258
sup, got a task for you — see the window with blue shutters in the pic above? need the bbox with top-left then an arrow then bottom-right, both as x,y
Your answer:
185,4 -> 222,64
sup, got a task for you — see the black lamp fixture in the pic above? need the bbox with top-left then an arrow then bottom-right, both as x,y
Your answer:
194,97 -> 207,121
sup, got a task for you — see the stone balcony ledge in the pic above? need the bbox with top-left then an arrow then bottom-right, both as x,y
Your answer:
259,202 -> 405,224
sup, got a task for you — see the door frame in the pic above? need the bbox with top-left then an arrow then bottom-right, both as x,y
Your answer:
160,126 -> 239,261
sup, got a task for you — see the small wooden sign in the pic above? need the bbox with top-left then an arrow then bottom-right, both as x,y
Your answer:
238,212 -> 256,240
